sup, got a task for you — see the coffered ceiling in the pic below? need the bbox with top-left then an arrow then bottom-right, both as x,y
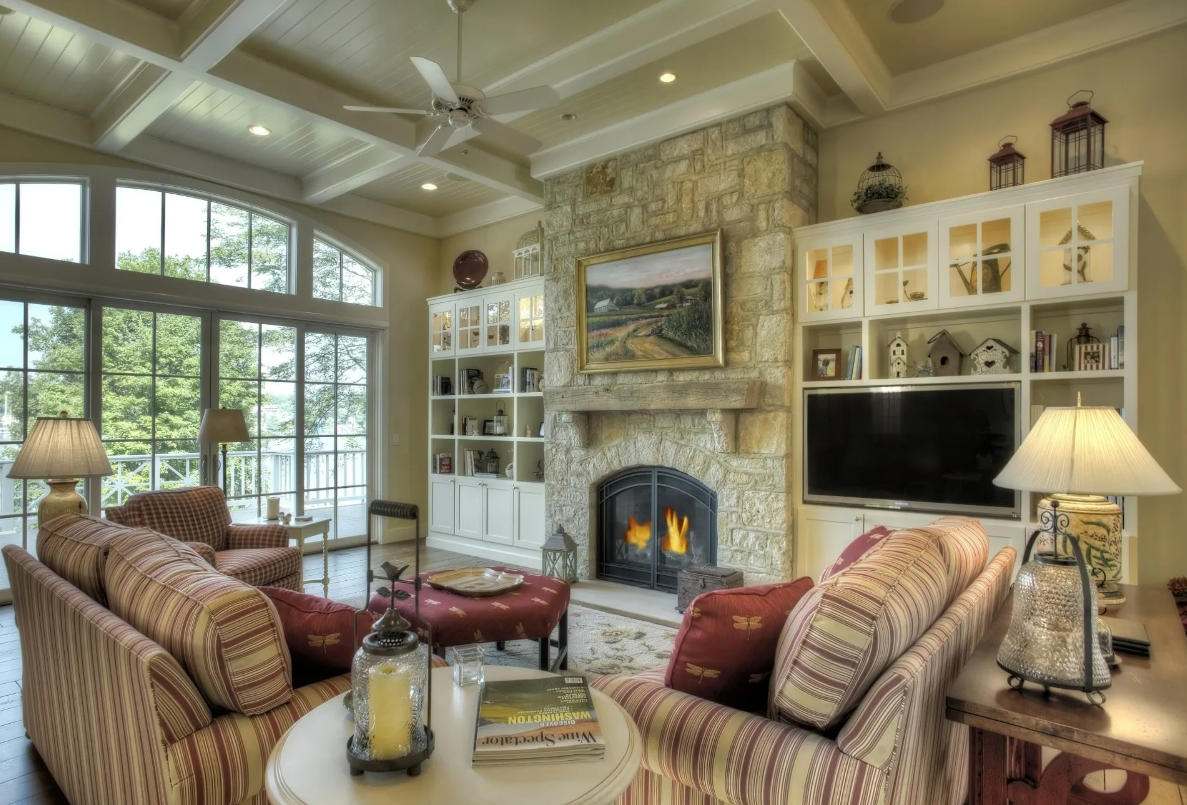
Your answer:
0,0 -> 1181,238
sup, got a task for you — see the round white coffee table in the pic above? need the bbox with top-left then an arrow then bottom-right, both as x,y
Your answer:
266,666 -> 642,805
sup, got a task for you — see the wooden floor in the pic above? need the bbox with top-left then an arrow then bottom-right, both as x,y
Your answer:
1,542 -> 1186,805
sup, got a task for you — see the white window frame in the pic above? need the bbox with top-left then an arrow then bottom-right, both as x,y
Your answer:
312,232 -> 383,307
0,176 -> 89,265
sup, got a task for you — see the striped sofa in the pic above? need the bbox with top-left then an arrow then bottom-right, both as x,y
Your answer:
593,518 -> 1016,805
3,516 -> 356,805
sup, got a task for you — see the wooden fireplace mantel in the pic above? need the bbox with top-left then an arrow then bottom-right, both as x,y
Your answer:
543,379 -> 761,413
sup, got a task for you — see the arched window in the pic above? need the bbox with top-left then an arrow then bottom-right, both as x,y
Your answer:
0,180 -> 84,263
313,235 -> 379,306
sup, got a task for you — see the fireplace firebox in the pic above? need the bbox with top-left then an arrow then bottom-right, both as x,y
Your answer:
597,467 -> 717,593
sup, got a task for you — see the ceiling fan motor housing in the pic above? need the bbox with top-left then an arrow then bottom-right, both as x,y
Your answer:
447,0 -> 475,12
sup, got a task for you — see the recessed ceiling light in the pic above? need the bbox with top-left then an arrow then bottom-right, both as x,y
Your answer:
889,0 -> 943,24
247,124 -> 271,136
421,182 -> 438,191
659,72 -> 676,83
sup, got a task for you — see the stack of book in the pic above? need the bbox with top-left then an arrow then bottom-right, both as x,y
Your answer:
460,368 -> 484,394
1029,331 -> 1059,372
432,375 -> 452,396
1109,325 -> 1125,369
472,676 -> 605,767
459,449 -> 484,476
520,367 -> 540,393
843,346 -> 862,380
432,454 -> 452,474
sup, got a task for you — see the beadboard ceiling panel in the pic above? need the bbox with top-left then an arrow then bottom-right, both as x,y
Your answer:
145,81 -> 367,176
845,0 -> 1127,75
0,12 -> 141,117
353,162 -> 509,217
512,13 -> 826,150
244,0 -> 662,108
121,0 -> 196,21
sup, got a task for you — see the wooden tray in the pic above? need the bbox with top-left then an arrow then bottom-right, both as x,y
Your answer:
425,567 -> 524,597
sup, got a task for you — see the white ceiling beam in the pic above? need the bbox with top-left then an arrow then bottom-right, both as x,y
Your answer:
121,134 -> 303,199
177,0 -> 285,68
91,66 -> 194,152
2,0 -> 179,64
438,197 -> 543,239
302,147 -> 407,206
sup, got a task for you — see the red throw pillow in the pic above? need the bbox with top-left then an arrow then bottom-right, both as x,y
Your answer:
664,577 -> 814,712
261,587 -> 374,685
819,525 -> 893,583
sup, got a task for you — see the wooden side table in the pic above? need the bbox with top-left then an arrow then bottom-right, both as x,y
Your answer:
947,584 -> 1187,805
245,516 -> 332,597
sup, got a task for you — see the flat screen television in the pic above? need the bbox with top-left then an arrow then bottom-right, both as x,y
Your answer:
804,383 -> 1021,518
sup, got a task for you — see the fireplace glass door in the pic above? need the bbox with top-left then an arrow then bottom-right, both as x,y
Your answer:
597,467 -> 717,593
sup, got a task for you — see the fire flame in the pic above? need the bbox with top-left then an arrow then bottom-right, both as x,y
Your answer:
622,507 -> 690,555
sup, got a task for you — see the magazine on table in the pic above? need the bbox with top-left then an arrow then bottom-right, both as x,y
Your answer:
472,676 -> 605,766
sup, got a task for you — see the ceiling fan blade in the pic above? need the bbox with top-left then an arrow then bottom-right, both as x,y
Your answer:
471,118 -> 541,156
417,124 -> 456,157
479,85 -> 560,115
344,105 -> 431,114
410,56 -> 460,105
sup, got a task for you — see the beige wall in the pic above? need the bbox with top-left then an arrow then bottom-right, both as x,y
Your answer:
0,126 -> 439,527
437,212 -> 541,295
817,25 -> 1187,585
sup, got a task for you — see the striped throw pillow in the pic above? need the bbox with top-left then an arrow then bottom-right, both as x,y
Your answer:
36,514 -> 144,606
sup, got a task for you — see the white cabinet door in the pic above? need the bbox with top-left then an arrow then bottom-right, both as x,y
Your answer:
514,287 -> 546,349
799,234 -> 863,321
796,508 -> 864,581
864,222 -> 938,315
938,206 -> 1025,308
1025,184 -> 1130,299
428,476 -> 455,533
514,485 -> 546,550
429,300 -> 455,356
455,299 -> 484,356
482,292 -> 515,354
455,478 -> 484,540
483,483 -> 515,545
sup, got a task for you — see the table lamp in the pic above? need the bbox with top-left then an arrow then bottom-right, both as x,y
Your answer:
6,411 -> 112,524
199,407 -> 249,496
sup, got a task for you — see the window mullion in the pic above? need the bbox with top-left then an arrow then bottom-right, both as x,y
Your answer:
13,183 -> 20,256
159,192 -> 166,276
295,323 -> 305,518
247,213 -> 254,291
205,201 -> 212,283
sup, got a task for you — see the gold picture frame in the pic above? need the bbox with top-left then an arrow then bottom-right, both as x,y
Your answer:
576,230 -> 724,373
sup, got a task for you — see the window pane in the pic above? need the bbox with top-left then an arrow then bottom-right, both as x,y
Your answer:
0,370 -> 25,440
342,256 -> 373,305
261,325 -> 296,381
102,308 -> 153,375
155,376 -> 201,439
156,439 -> 200,489
164,193 -> 208,281
337,336 -> 367,384
218,379 -> 259,438
20,184 -> 81,263
304,332 -> 335,382
28,372 -> 84,421
313,240 -> 340,301
155,313 -> 202,377
0,184 -> 14,254
304,384 -> 335,436
0,300 -> 21,369
210,203 -> 249,288
251,214 -> 289,293
27,304 -> 84,372
336,385 -> 366,435
303,436 -> 336,488
116,187 -> 162,275
220,320 -> 259,379
261,381 -> 296,436
261,438 -> 296,494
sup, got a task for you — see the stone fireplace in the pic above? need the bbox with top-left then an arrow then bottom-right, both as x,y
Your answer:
541,103 -> 817,587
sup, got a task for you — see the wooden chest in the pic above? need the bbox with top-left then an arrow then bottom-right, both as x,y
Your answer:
676,565 -> 743,612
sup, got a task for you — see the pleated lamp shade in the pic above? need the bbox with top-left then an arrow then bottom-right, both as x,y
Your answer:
199,408 -> 249,445
994,404 -> 1180,496
8,412 -> 112,479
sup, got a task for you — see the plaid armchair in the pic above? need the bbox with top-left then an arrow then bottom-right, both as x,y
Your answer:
105,487 -> 302,590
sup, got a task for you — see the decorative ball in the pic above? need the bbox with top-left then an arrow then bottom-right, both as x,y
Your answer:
453,250 -> 489,289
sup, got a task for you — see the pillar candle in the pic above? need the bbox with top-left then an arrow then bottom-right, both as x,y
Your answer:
266,497 -> 281,520
367,664 -> 413,759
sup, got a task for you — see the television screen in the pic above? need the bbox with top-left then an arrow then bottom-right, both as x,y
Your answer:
804,383 -> 1020,517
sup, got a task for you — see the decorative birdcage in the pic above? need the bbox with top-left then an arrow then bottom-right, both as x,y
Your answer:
851,153 -> 906,214
513,221 -> 544,279
989,136 -> 1026,190
1051,91 -> 1107,178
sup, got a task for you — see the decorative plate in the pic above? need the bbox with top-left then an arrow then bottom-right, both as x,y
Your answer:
426,567 -> 524,597
452,250 -> 489,289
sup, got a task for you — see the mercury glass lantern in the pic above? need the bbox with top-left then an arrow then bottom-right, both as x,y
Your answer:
482,448 -> 500,475
541,525 -> 578,583
989,136 -> 1026,190
493,407 -> 508,436
1051,91 -> 1107,178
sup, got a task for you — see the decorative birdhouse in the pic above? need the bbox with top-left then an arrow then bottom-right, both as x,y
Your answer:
989,136 -> 1026,190
970,338 -> 1019,375
1051,91 -> 1107,178
888,332 -> 910,379
926,330 -> 965,376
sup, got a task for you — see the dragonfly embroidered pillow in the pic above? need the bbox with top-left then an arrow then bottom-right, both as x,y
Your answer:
261,586 -> 375,685
663,577 -> 814,712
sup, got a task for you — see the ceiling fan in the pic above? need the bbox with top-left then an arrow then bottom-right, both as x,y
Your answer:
343,0 -> 559,158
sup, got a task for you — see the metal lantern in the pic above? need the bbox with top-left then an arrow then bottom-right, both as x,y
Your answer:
493,407 -> 508,436
513,221 -> 543,279
482,448 -> 500,475
989,136 -> 1026,190
541,525 -> 578,583
996,503 -> 1111,704
1051,91 -> 1107,178
1065,322 -> 1099,373
852,152 -> 905,214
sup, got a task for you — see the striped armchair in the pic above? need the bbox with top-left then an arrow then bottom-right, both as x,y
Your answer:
593,538 -> 1016,805
106,486 -> 302,590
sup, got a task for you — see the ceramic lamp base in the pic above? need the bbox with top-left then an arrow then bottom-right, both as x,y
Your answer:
1038,493 -> 1125,604
37,478 -> 87,525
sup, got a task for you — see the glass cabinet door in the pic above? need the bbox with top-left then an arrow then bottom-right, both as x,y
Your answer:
483,293 -> 513,352
515,290 -> 545,348
429,302 -> 454,355
799,234 -> 863,320
864,224 -> 938,313
938,207 -> 1025,307
1025,185 -> 1130,299
456,301 -> 482,354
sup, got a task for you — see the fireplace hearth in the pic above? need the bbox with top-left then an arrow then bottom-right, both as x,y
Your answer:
597,467 -> 717,593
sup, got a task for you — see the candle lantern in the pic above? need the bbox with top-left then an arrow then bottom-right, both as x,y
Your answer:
541,525 -> 578,583
1051,91 -> 1107,178
483,448 -> 500,475
493,407 -> 508,436
989,136 -> 1026,190
348,502 -> 434,776
1065,322 -> 1099,373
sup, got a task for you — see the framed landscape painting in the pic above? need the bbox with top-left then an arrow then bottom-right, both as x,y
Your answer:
576,230 -> 724,373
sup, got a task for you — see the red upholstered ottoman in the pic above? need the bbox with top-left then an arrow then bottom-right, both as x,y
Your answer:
368,566 -> 570,671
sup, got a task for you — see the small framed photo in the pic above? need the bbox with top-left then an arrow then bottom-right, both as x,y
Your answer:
482,419 -> 496,436
463,416 -> 479,436
811,348 -> 842,381
494,373 -> 512,393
